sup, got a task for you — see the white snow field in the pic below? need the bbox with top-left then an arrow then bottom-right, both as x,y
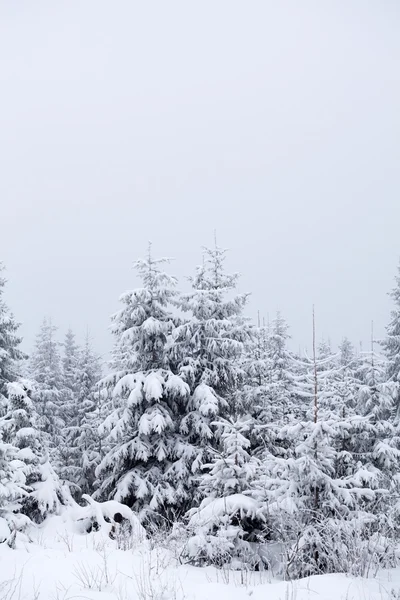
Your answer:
1,512 -> 400,600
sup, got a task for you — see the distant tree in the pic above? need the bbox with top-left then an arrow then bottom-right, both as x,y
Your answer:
73,333 -> 102,494
58,329 -> 81,487
0,264 -> 26,416
381,261 -> 400,415
243,312 -> 295,461
265,312 -> 295,423
29,319 -> 64,466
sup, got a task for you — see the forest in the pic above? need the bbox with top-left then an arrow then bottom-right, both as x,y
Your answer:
1,242 -> 400,583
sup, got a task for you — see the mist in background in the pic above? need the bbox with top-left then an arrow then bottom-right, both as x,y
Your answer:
1,0 -> 399,357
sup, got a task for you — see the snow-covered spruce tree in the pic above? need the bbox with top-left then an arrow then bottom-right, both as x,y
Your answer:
171,244 -> 250,506
0,264 -> 26,417
357,347 -> 398,473
290,338 -> 337,423
329,339 -> 362,479
266,313 -> 295,424
0,431 -> 28,544
339,337 -> 356,367
185,417 -> 263,569
381,261 -> 400,415
254,316 -> 377,579
58,329 -> 81,487
95,247 -> 192,522
242,318 -> 270,410
2,381 -> 70,524
242,313 -> 295,463
73,334 -> 102,495
62,329 -> 80,396
241,320 -> 276,456
258,418 -> 379,578
355,345 -> 400,538
29,319 -> 65,467
317,338 -> 332,361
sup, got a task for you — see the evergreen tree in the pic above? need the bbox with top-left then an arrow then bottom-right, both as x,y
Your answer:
95,247 -> 192,521
0,265 -> 26,416
73,334 -> 102,494
356,348 -> 399,489
258,417 -> 376,578
58,329 -> 81,486
382,261 -> 400,415
331,338 -> 361,479
172,244 -> 249,504
0,435 -> 27,544
339,337 -> 356,367
243,313 -> 295,462
254,320 -> 377,578
200,417 -> 258,498
185,417 -> 263,569
29,319 -> 64,466
242,320 -> 277,456
265,312 -> 295,424
3,381 -> 70,524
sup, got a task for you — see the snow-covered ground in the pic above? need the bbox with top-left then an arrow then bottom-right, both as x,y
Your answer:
1,514 -> 400,600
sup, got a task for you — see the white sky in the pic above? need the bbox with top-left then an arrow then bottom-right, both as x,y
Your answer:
1,1 -> 399,357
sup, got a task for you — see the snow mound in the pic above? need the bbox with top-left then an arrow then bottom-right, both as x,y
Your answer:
188,493 -> 260,528
69,494 -> 146,542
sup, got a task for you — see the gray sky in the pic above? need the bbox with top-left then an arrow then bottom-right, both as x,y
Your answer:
1,1 -> 400,358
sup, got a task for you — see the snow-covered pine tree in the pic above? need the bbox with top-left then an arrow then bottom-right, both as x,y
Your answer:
242,315 -> 270,409
200,417 -> 258,499
317,338 -> 332,361
0,264 -> 26,417
0,266 -> 31,543
172,244 -> 250,506
330,338 -> 361,479
346,330 -> 400,556
381,261 -> 400,416
266,313 -> 295,424
3,381 -> 70,524
339,337 -> 356,367
0,430 -> 28,544
259,416 -> 378,578
73,333 -> 102,495
185,417 -> 263,569
254,313 -> 377,578
242,319 -> 276,456
29,319 -> 64,467
290,337 -> 337,423
58,329 -> 81,487
95,246 -> 192,522
62,329 -> 80,417
356,338 -> 399,499
357,346 -> 397,472
243,312 -> 295,463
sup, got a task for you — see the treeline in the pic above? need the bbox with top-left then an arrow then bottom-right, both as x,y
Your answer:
1,245 -> 400,579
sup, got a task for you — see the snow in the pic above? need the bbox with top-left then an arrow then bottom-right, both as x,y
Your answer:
143,372 -> 164,401
0,515 -> 400,600
76,494 -> 146,541
193,383 -> 219,416
188,494 -> 261,528
0,517 -> 10,542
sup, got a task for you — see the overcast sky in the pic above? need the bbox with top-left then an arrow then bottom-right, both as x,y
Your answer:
1,1 -> 399,358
